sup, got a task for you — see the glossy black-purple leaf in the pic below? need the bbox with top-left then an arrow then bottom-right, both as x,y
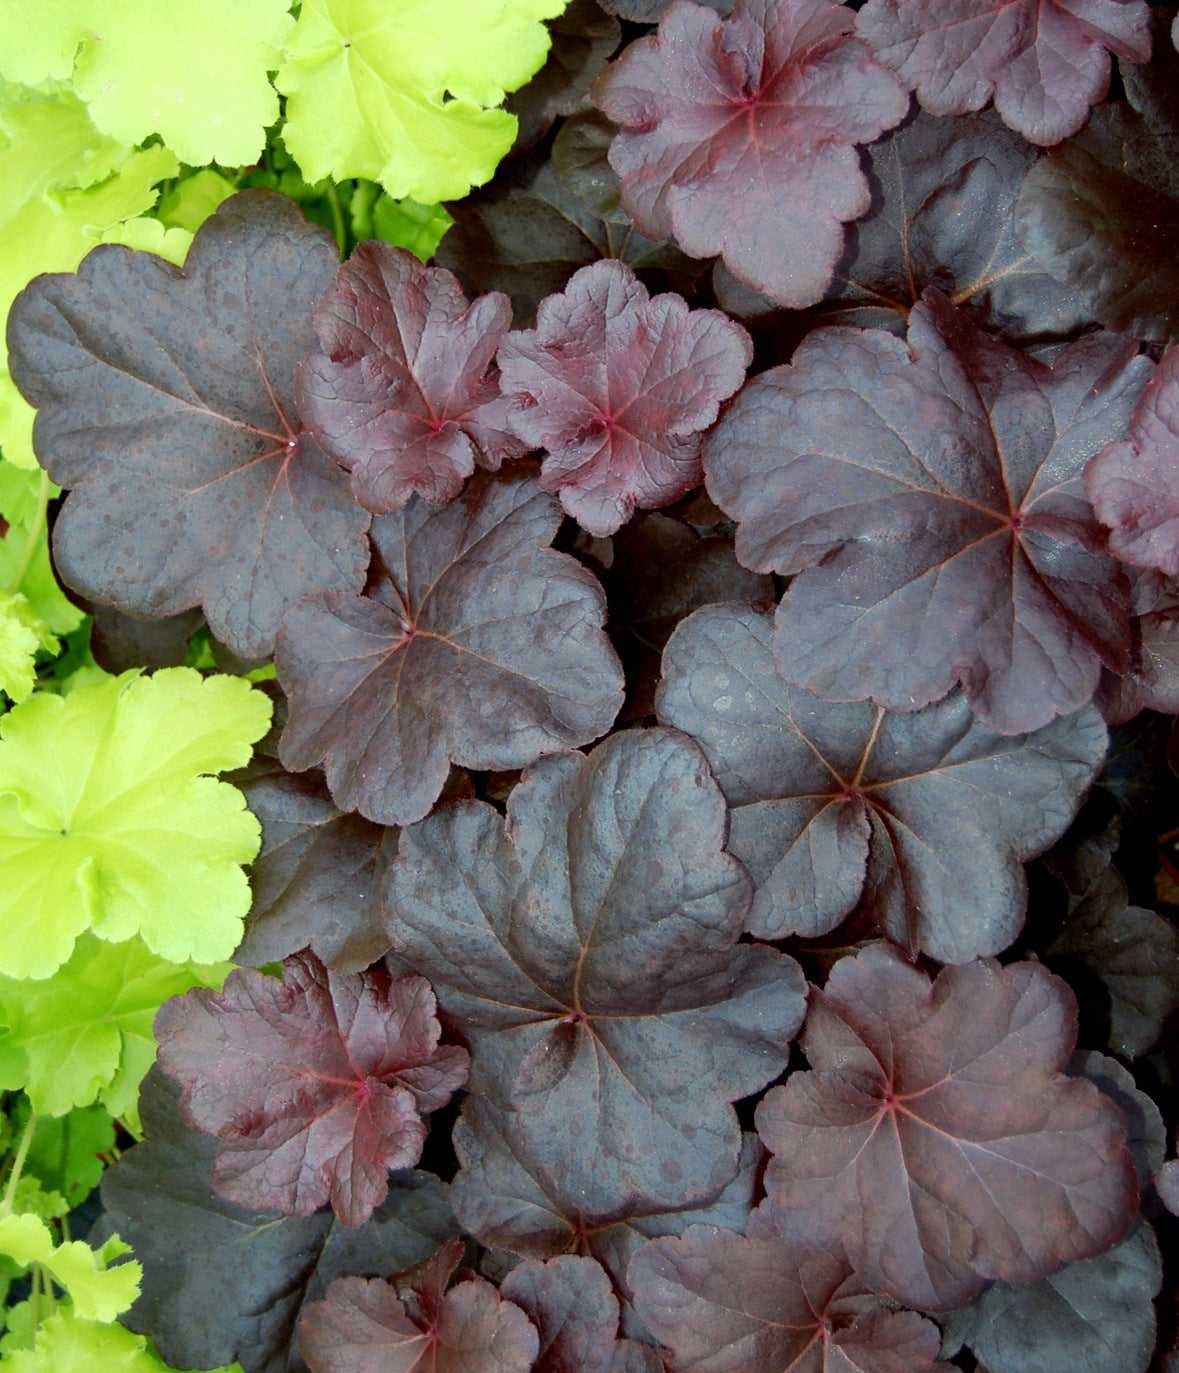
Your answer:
296,242 -> 525,512
276,467 -> 624,827
450,1094 -> 762,1335
1046,865 -> 1179,1058
756,943 -> 1139,1311
714,108 -> 1090,350
154,953 -> 469,1226
498,259 -> 752,535
657,603 -> 1107,962
499,1256 -> 664,1372
705,289 -> 1148,734
592,0 -> 908,307
1014,18 -> 1179,344
435,156 -> 699,328
297,1240 -> 539,1373
629,1209 -> 953,1372
552,107 -> 628,223
940,1222 -> 1162,1373
608,513 -> 773,719
384,728 -> 805,1215
97,1068 -> 457,1373
506,0 -> 622,154
234,754 -> 394,973
5,190 -> 371,659
856,0 -> 1151,145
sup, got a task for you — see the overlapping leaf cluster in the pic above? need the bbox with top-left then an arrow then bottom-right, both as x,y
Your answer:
4,0 -> 1179,1371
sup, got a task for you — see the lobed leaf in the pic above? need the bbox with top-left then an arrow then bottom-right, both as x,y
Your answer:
0,668 -> 270,979
855,0 -> 1151,144
592,0 -> 908,307
755,943 -> 1140,1311
705,290 -> 1149,733
498,259 -> 752,535
384,727 -> 805,1216
154,952 -> 469,1226
657,602 -> 1107,962
297,241 -> 525,512
98,1067 -> 457,1373
276,467 -> 624,827
6,189 -> 371,659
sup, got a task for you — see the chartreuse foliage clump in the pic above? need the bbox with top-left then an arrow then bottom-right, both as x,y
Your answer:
6,3 -> 1179,1372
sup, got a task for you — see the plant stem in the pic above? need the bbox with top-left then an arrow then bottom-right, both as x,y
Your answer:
6,468 -> 51,593
0,1109 -> 36,1216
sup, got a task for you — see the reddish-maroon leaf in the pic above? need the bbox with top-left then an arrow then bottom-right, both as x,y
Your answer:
1087,346 -> 1179,575
500,1256 -> 664,1372
705,289 -> 1149,734
97,1068 -> 458,1373
154,952 -> 470,1227
1095,568 -> 1179,723
591,0 -> 908,307
297,1240 -> 539,1373
296,242 -> 526,513
856,0 -> 1151,145
275,467 -> 623,827
629,1209 -> 953,1372
1012,19 -> 1179,344
657,603 -> 1107,962
755,943 -> 1139,1311
383,728 -> 806,1216
498,260 -> 751,536
5,190 -> 371,659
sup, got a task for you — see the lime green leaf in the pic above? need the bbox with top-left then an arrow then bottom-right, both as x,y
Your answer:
0,937 -> 230,1116
156,168 -> 238,234
372,195 -> 454,262
0,669 -> 271,980
0,90 -> 178,470
0,0 -> 295,166
0,592 -> 56,703
276,0 -> 568,201
10,1177 -> 68,1222
3,1308 -> 244,1372
0,465 -> 82,635
0,1214 -> 140,1321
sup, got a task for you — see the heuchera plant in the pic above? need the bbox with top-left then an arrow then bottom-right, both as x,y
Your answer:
2,0 -> 1179,1370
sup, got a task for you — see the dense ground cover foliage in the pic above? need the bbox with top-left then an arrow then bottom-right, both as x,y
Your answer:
1,0 -> 1179,1369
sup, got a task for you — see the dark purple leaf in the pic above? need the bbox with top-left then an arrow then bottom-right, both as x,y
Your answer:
599,0 -> 732,18
5,189 -> 371,659
855,0 -> 1151,144
498,260 -> 752,535
296,243 -> 525,512
450,1094 -> 762,1336
154,952 -> 470,1226
1013,19 -> 1179,344
552,107 -> 629,224
591,0 -> 908,307
1095,568 -> 1179,723
628,1208 -> 953,1372
88,605 -> 204,673
297,1239 -> 539,1373
657,602 -> 1107,962
507,1 -> 622,154
97,1068 -> 456,1373
383,728 -> 806,1215
435,155 -> 700,328
755,943 -> 1139,1311
714,107 -> 1091,350
275,467 -> 624,827
608,513 -> 774,718
940,1222 -> 1162,1373
1068,1052 -> 1166,1203
1046,865 -> 1179,1058
1087,346 -> 1179,574
499,1256 -> 663,1372
234,756 -> 395,973
705,290 -> 1148,734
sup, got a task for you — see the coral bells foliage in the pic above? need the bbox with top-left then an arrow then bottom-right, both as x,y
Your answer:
10,2 -> 1179,1370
